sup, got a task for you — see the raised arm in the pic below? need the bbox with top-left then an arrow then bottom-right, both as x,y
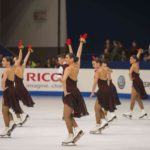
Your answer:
15,49 -> 23,66
76,33 -> 87,66
23,51 -> 31,66
23,45 -> 32,66
136,48 -> 143,59
76,42 -> 83,66
66,38 -> 73,53
15,40 -> 24,66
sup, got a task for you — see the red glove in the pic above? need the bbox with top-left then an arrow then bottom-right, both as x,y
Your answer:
66,38 -> 72,46
80,33 -> 88,43
137,48 -> 143,53
82,33 -> 88,40
18,40 -> 23,49
28,44 -> 33,52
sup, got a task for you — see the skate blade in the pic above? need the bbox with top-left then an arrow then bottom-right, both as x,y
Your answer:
101,123 -> 109,130
73,131 -> 84,143
0,133 -> 11,138
16,124 -> 22,127
90,130 -> 101,134
139,114 -> 148,119
123,114 -> 132,119
108,116 -> 117,122
62,142 -> 76,146
21,115 -> 29,126
10,124 -> 17,132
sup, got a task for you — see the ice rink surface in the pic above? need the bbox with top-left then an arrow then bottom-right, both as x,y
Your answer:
0,96 -> 150,150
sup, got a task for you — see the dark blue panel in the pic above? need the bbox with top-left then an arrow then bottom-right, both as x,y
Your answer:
66,0 -> 150,63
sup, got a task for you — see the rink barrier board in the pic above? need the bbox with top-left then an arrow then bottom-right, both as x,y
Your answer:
0,68 -> 150,99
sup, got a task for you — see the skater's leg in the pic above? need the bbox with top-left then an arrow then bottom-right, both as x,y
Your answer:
63,104 -> 73,134
71,118 -> 78,128
136,94 -> 144,109
94,100 -> 103,124
130,87 -> 137,111
123,87 -> 137,118
9,111 -> 14,121
2,104 -> 10,127
136,94 -> 147,118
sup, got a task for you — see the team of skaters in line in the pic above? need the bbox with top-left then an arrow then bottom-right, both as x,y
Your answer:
1,34 -> 148,146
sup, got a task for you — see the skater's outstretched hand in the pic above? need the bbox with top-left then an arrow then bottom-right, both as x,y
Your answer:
18,40 -> 24,50
90,92 -> 95,98
28,45 -> 34,53
66,38 -> 73,53
64,92 -> 71,97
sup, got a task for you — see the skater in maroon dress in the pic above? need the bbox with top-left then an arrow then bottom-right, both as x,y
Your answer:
91,57 -> 106,129
90,59 -> 118,133
90,61 -> 111,134
13,42 -> 35,125
102,60 -> 121,122
123,49 -> 148,119
0,56 -> 22,137
61,34 -> 89,145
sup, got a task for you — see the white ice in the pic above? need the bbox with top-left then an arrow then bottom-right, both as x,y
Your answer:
0,96 -> 150,150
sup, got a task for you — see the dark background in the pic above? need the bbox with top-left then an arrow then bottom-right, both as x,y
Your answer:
0,0 -> 150,68
66,0 -> 150,57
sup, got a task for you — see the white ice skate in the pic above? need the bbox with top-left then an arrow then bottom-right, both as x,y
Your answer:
0,127 -> 11,137
90,119 -> 108,134
107,113 -> 117,122
20,113 -> 29,125
90,124 -> 102,134
9,120 -> 17,132
139,111 -> 148,119
123,112 -> 132,119
73,127 -> 84,143
15,118 -> 22,126
100,119 -> 109,130
62,134 -> 75,146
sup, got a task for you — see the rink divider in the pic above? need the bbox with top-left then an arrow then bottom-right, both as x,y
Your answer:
0,68 -> 150,99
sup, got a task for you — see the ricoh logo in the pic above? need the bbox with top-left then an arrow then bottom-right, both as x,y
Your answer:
26,72 -> 59,82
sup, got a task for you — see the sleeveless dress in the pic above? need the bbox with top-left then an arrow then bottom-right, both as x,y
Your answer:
2,77 -> 22,113
110,80 -> 121,105
14,75 -> 35,107
97,79 -> 117,112
132,71 -> 148,99
63,77 -> 89,118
